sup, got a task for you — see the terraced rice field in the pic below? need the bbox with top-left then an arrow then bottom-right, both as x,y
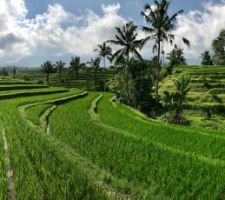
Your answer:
0,76 -> 225,199
161,66 -> 225,130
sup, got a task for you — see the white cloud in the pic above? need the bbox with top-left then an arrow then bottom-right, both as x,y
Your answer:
171,1 -> 225,59
140,1 -> 225,62
0,0 -> 225,65
0,1 -> 126,65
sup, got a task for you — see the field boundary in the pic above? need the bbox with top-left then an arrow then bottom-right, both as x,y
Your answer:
18,91 -> 88,134
91,95 -> 225,167
111,96 -> 225,140
2,126 -> 16,200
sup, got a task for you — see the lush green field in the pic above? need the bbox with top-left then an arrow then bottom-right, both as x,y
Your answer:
14,67 -> 114,90
0,87 -> 106,199
161,66 -> 225,130
0,74 -> 225,199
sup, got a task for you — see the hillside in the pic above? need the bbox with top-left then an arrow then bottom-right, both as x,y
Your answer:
14,67 -> 115,90
0,79 -> 224,198
160,66 -> 225,130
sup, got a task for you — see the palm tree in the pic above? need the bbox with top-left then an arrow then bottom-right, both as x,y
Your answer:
87,57 -> 101,89
70,57 -> 85,79
107,22 -> 144,100
13,67 -> 16,79
41,60 -> 54,84
107,21 -> 143,67
173,76 -> 191,122
141,0 -> 190,102
95,42 -> 112,68
201,51 -> 213,66
54,61 -> 66,86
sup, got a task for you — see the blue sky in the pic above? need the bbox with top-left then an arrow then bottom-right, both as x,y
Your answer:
25,0 -> 203,24
0,0 -> 225,66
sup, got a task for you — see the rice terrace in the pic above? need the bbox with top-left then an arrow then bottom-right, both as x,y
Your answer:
1,0 -> 225,199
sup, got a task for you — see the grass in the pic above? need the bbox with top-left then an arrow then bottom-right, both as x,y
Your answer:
1,70 -> 225,199
26,103 -> 52,125
48,92 -> 225,199
98,94 -> 225,161
0,90 -> 107,199
160,66 -> 225,130
0,84 -> 49,90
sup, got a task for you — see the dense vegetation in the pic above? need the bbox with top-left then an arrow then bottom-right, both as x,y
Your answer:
1,0 -> 225,199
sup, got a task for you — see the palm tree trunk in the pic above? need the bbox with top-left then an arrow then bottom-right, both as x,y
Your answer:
46,73 -> 49,85
59,69 -> 62,86
76,69 -> 78,79
156,39 -> 161,102
126,53 -> 130,103
103,56 -> 106,68
95,68 -> 97,90
86,69 -> 89,90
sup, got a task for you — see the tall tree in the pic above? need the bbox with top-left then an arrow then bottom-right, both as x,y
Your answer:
201,51 -> 213,66
41,61 -> 54,84
212,30 -> 225,65
54,61 -> 66,86
167,46 -> 186,67
107,22 -> 144,100
13,67 -> 16,79
95,42 -> 112,68
141,0 -> 190,102
173,76 -> 191,122
87,57 -> 101,89
70,57 -> 85,79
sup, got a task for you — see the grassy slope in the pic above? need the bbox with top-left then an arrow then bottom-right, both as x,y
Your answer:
0,88 -> 107,199
49,92 -> 225,199
160,66 -> 225,130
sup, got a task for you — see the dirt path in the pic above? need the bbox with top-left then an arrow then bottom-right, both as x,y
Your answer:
18,91 -> 88,134
2,127 -> 16,200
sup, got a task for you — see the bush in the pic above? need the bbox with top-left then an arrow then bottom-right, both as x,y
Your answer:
36,79 -> 44,84
23,75 -> 31,81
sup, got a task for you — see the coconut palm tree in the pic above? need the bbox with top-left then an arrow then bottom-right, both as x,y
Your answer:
107,21 -> 143,67
201,51 -> 213,66
95,42 -> 112,68
70,56 -> 85,80
41,60 -> 54,84
54,61 -> 66,86
107,22 -> 144,100
141,0 -> 190,102
173,76 -> 191,122
87,57 -> 101,89
13,67 -> 16,79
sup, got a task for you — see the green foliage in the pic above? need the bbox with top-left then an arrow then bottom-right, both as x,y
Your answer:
128,59 -> 157,116
87,57 -> 101,90
95,42 -> 112,68
201,51 -> 213,65
163,76 -> 191,124
0,68 -> 9,76
70,57 -> 85,79
41,60 -> 55,84
167,46 -> 186,67
141,0 -> 190,101
108,22 -> 143,64
212,30 -> 225,65
54,61 -> 66,85
161,65 -> 225,130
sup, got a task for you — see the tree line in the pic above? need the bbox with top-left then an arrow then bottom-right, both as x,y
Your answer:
8,0 -> 225,125
201,30 -> 225,65
39,0 -> 192,124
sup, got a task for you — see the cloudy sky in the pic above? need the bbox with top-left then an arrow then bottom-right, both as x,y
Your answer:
0,0 -> 225,67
